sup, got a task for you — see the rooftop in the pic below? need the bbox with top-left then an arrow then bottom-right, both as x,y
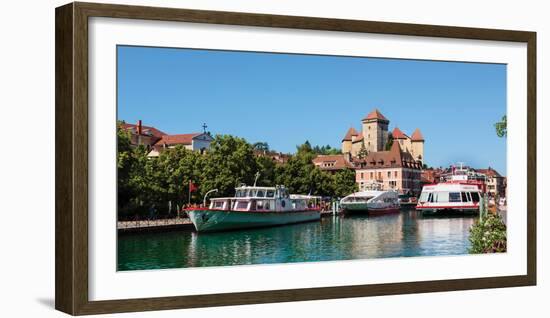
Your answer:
362,108 -> 389,122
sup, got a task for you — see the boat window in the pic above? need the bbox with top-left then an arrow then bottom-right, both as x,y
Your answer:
257,190 -> 265,197
266,190 -> 275,197
461,192 -> 468,202
265,201 -> 270,210
449,192 -> 461,203
248,189 -> 256,197
257,200 -> 264,210
435,191 -> 449,203
236,190 -> 246,197
467,192 -> 472,202
419,192 -> 429,202
236,201 -> 248,209
214,201 -> 224,209
470,192 -> 480,203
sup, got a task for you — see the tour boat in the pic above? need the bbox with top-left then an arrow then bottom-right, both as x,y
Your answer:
416,163 -> 484,214
339,190 -> 400,214
416,183 -> 482,214
186,185 -> 321,232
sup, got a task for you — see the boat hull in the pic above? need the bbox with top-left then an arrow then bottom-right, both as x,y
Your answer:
341,203 -> 399,215
187,209 -> 320,232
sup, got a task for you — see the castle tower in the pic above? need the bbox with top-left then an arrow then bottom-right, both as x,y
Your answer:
392,127 -> 412,153
362,109 -> 389,152
341,127 -> 358,154
411,128 -> 425,164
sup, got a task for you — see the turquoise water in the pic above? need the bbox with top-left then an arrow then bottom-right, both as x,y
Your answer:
117,210 -> 475,271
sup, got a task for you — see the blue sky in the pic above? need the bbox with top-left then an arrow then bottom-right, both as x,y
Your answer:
118,46 -> 507,175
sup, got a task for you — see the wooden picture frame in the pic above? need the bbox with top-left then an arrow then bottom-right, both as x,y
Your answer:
55,2 -> 536,315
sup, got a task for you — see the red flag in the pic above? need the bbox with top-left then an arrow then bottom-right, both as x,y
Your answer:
189,180 -> 198,193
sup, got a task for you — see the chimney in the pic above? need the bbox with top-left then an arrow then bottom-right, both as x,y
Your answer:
137,120 -> 142,135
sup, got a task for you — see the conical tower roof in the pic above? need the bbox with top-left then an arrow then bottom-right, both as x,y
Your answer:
362,108 -> 389,122
342,127 -> 359,141
392,127 -> 408,139
411,128 -> 424,141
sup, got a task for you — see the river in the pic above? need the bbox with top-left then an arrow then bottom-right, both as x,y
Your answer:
117,209 -> 475,271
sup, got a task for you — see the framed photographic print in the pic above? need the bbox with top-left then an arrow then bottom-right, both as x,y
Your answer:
55,2 -> 536,315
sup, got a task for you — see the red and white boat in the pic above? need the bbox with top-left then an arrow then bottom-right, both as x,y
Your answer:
416,163 -> 483,214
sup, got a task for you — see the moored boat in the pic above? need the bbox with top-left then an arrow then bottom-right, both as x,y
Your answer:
416,183 -> 481,214
186,185 -> 321,232
339,190 -> 399,214
416,163 -> 483,214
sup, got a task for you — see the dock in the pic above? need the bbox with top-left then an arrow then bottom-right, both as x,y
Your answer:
118,218 -> 194,233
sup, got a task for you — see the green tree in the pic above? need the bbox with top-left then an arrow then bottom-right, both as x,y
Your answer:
255,155 -> 276,186
117,123 -> 134,212
252,141 -> 270,152
332,168 -> 358,197
201,135 -> 259,197
357,143 -> 368,159
495,115 -> 507,137
297,140 -> 313,154
385,132 -> 394,150
276,142 -> 318,194
153,145 -> 204,207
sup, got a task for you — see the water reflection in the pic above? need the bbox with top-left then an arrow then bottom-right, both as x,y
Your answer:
117,210 -> 475,271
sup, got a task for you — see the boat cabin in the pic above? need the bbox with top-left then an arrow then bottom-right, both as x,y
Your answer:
416,183 -> 481,212
209,185 -> 319,212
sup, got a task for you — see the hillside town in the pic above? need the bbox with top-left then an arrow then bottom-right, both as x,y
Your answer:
121,107 -> 505,200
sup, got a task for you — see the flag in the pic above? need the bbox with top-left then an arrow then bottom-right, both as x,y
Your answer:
189,180 -> 198,193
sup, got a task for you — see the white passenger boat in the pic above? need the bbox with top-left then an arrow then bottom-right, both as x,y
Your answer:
416,183 -> 481,214
417,163 -> 484,214
340,190 -> 400,214
186,185 -> 321,232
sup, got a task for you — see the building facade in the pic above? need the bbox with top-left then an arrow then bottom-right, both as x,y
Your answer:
312,154 -> 354,174
354,142 -> 423,195
476,167 -> 506,197
121,120 -> 213,157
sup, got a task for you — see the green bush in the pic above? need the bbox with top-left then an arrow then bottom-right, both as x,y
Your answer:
469,213 -> 507,254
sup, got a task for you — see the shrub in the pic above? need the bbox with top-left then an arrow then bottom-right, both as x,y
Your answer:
469,213 -> 507,254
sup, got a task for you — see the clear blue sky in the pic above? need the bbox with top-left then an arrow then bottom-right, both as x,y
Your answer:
118,45 -> 507,175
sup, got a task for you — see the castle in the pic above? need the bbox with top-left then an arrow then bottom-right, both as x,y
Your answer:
341,109 -> 425,163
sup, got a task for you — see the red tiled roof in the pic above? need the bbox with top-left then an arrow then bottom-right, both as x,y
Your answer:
392,127 -> 408,139
476,168 -> 503,178
155,133 -> 202,146
342,127 -> 359,141
121,123 -> 167,138
411,128 -> 424,141
363,108 -> 389,122
313,154 -> 354,170
355,142 -> 421,170
352,133 -> 364,143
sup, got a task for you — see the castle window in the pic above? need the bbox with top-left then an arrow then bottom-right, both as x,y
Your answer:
370,172 -> 374,179
387,171 -> 391,178
360,172 -> 364,179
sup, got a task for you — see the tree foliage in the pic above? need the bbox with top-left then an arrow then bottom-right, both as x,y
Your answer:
385,132 -> 394,150
357,142 -> 368,159
469,213 -> 507,254
494,115 -> 507,138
